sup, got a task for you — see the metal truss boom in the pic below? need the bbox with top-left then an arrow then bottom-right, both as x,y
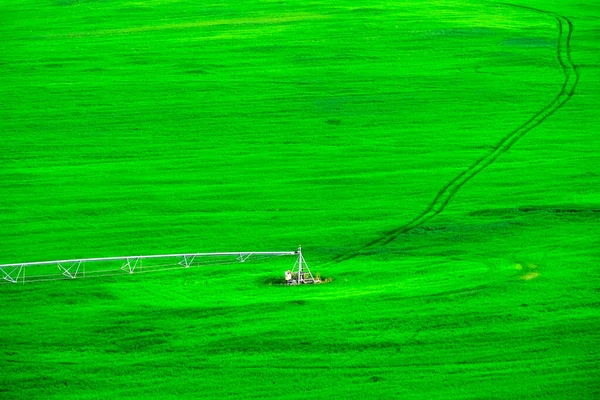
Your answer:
0,250 -> 303,284
0,251 -> 297,269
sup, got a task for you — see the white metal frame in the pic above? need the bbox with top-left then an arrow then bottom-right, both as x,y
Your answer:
0,249 -> 307,285
291,246 -> 316,284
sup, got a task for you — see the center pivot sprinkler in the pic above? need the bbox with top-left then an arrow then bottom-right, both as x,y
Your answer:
285,246 -> 319,285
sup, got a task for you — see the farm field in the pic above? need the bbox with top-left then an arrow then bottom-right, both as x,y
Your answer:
1,0 -> 599,398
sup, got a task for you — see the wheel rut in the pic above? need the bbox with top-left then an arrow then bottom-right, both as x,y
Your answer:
332,3 -> 579,264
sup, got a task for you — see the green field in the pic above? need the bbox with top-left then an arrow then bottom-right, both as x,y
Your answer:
1,0 -> 599,398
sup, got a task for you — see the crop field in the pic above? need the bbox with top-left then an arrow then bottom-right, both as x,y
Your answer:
1,0 -> 599,398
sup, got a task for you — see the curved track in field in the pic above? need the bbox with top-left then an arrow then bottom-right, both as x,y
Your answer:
333,3 -> 579,264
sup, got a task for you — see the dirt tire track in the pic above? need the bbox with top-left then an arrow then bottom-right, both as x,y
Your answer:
332,3 -> 579,264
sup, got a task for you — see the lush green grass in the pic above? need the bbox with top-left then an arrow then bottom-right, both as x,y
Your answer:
1,0 -> 598,398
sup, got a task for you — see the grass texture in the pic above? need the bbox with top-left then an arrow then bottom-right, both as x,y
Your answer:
1,0 -> 599,398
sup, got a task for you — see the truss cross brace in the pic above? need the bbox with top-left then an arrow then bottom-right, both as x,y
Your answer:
237,253 -> 252,263
1,265 -> 24,284
57,261 -> 82,279
179,255 -> 196,268
121,258 -> 141,274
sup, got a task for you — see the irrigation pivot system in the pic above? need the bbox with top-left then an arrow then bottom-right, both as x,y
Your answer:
0,246 -> 316,285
